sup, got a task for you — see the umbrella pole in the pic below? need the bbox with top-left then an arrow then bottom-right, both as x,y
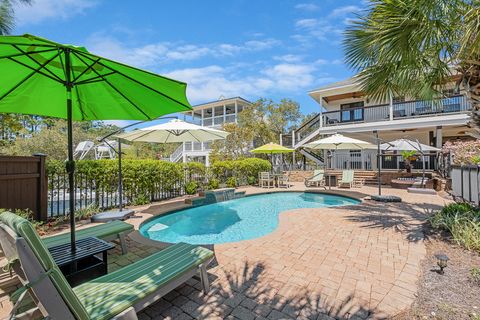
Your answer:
376,131 -> 381,195
118,138 -> 123,211
65,48 -> 76,252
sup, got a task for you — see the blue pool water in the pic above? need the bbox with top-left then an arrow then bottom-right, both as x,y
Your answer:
140,192 -> 360,244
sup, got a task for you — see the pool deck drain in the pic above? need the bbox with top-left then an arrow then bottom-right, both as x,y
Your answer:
108,184 -> 447,319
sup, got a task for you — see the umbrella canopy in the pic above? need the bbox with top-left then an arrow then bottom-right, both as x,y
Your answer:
116,119 -> 229,143
0,34 -> 191,119
303,133 -> 376,150
380,139 -> 441,152
250,142 -> 294,154
0,34 -> 192,251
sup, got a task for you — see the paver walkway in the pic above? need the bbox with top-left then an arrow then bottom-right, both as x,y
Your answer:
109,185 -> 446,320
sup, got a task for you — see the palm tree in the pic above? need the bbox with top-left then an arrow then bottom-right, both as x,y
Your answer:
0,0 -> 32,35
343,0 -> 480,135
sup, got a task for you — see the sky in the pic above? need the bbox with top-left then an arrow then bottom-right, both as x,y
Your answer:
12,0 -> 365,127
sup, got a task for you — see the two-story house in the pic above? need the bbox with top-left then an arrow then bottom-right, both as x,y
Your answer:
167,97 -> 252,165
285,76 -> 473,171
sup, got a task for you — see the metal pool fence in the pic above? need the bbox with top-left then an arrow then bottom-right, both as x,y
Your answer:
47,170 -> 205,218
451,165 -> 480,206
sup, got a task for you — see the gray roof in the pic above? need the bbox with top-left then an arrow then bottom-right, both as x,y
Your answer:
308,76 -> 359,93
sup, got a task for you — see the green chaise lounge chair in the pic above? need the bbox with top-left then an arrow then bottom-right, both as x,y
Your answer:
42,220 -> 133,255
0,211 -> 214,320
304,169 -> 326,188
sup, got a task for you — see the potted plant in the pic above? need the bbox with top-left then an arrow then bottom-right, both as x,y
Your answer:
401,150 -> 417,173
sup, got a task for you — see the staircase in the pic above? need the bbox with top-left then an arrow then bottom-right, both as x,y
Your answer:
299,149 -> 324,166
325,170 -> 378,185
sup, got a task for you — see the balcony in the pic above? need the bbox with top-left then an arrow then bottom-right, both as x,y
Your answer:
321,95 -> 469,126
292,95 -> 470,145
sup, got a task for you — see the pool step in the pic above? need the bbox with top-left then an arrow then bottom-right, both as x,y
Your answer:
187,188 -> 246,207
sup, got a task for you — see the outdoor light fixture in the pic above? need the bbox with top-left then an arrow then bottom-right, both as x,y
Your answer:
435,253 -> 449,274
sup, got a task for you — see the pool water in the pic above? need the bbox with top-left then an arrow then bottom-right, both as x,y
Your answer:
139,192 -> 360,244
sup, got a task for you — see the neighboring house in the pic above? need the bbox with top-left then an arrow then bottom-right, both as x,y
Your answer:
283,76 -> 473,170
167,97 -> 252,165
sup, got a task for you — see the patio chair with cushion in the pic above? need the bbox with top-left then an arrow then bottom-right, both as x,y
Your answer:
259,172 -> 274,188
0,211 -> 214,320
42,220 -> 134,255
304,169 -> 326,188
338,170 -> 355,188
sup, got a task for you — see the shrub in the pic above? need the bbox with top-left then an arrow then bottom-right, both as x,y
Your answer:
471,267 -> 480,284
185,181 -> 199,195
226,177 -> 237,188
74,204 -> 99,220
430,203 -> 480,252
210,158 -> 271,185
247,176 -> 257,185
207,178 -> 220,190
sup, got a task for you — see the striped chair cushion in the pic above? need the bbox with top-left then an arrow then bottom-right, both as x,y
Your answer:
74,242 -> 214,320
42,220 -> 133,248
0,212 -> 90,319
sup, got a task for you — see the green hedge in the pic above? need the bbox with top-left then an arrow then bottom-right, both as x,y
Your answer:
210,158 -> 271,185
46,158 -> 270,208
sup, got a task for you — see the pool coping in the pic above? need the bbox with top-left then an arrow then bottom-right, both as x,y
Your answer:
128,189 -> 368,249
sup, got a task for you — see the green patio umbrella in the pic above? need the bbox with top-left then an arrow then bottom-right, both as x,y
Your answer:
0,34 -> 192,251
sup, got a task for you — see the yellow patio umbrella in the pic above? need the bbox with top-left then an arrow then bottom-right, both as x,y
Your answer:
251,142 -> 294,171
250,142 -> 294,154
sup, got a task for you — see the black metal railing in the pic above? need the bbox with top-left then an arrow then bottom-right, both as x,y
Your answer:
47,169 -> 203,218
287,94 -> 470,147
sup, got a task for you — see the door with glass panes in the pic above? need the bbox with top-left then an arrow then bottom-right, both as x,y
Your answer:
340,101 -> 364,122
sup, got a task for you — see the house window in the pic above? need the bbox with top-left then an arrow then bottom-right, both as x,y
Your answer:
340,101 -> 364,122
442,88 -> 459,97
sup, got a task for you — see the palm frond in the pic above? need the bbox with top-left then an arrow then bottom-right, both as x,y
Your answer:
343,0 -> 462,102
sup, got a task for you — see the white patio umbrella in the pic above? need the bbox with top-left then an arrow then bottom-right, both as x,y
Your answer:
116,118 -> 229,143
303,133 -> 376,188
380,138 -> 440,188
110,119 -> 229,211
380,138 -> 441,153
303,133 -> 377,150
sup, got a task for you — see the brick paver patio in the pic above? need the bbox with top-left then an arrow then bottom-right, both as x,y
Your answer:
108,185 -> 446,320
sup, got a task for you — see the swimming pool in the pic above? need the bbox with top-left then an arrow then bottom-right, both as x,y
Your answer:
139,192 -> 360,245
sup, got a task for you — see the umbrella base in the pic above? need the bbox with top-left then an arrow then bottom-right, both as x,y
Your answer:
370,195 -> 402,202
407,187 -> 436,195
91,209 -> 135,223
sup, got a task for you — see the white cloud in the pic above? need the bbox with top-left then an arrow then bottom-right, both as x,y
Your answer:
274,54 -> 303,63
86,34 -> 281,68
163,61 -> 333,104
329,5 -> 361,18
293,4 -> 364,44
295,19 -> 318,28
295,3 -> 319,11
14,0 -> 97,26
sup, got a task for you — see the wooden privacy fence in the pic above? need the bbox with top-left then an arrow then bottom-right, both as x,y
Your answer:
451,165 -> 480,206
0,155 -> 48,220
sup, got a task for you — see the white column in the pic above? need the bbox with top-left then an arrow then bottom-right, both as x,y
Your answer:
223,104 -> 226,124
436,126 -> 443,149
389,91 -> 394,121
292,130 -> 296,167
201,109 -> 204,126
205,154 -> 210,167
319,96 -> 324,127
234,101 -> 238,123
